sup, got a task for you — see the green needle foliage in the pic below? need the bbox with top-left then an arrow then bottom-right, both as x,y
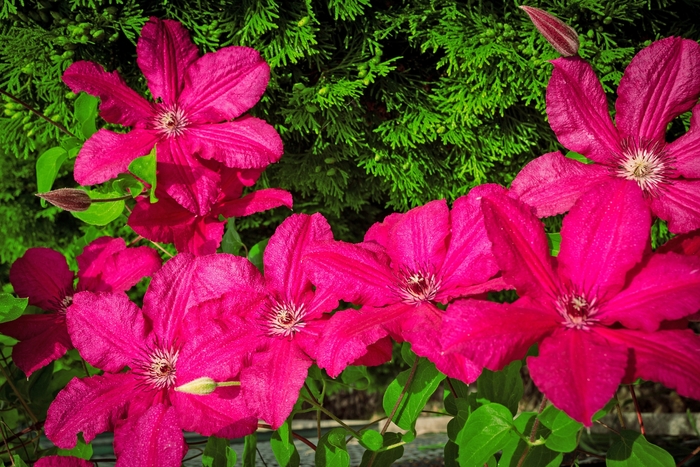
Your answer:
1,0 -> 698,278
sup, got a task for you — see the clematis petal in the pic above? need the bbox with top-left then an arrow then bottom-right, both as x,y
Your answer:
481,193 -> 560,302
668,104 -> 700,179
35,456 -> 93,467
598,252 -> 700,331
350,336 -> 393,367
1,314 -> 71,377
173,216 -> 226,256
264,214 -> 333,303
77,237 -> 161,293
616,37 -> 700,142
45,373 -> 138,448
241,339 -> 312,429
651,180 -> 700,234
546,57 -> 620,164
558,179 -> 651,300
9,247 -> 73,311
63,61 -> 153,127
365,213 -> 403,248
528,328 -> 628,426
113,404 -> 187,467
67,292 -> 148,372
217,188 -> 293,219
439,184 -> 506,300
510,151 -> 611,217
220,167 -> 262,198
441,298 -> 559,371
304,241 -> 395,307
74,129 -> 159,186
128,192 -> 193,245
657,228 -> 700,255
137,17 -> 199,106
597,327 -> 700,401
180,47 -> 270,122
173,388 -> 257,439
185,117 -> 284,169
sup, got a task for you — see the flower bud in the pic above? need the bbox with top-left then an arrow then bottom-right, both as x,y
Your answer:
520,6 -> 579,57
36,188 -> 92,211
174,377 -> 217,395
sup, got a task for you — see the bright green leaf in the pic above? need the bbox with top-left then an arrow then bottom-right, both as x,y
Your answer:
359,432 -> 403,467
112,174 -> 144,198
242,433 -> 257,467
74,92 -> 98,139
606,430 -> 675,467
36,146 -> 68,205
57,433 -> 92,460
400,341 -> 416,365
360,429 -> 383,451
202,436 -> 237,467
12,456 -> 28,467
382,358 -> 445,431
340,365 -> 370,390
60,137 -> 82,151
497,412 -> 561,467
221,218 -> 245,256
72,191 -> 125,226
271,420 -> 300,467
476,360 -> 523,416
547,233 -> 561,257
128,146 -> 158,203
593,398 -> 618,422
456,403 -> 514,467
565,151 -> 593,164
315,427 -> 350,467
0,293 -> 28,323
538,405 -> 582,453
248,238 -> 269,273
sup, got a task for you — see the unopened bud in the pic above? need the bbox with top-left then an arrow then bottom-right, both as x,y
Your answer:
36,188 -> 91,211
520,6 -> 579,57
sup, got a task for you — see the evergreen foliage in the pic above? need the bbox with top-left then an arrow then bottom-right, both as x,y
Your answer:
1,0 -> 698,278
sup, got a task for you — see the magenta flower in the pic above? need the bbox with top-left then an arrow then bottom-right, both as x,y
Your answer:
305,185 -> 508,381
0,237 -> 161,377
63,17 -> 283,216
128,167 -> 292,255
35,456 -> 92,467
510,37 -> 700,233
442,181 -> 700,425
44,254 -> 258,467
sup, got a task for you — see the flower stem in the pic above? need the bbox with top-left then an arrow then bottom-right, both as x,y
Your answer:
90,194 -> 135,203
216,381 -> 241,387
0,88 -> 77,138
300,395 -> 361,439
258,423 -> 317,451
0,362 -> 38,424
676,444 -> 700,466
629,384 -> 645,436
516,395 -> 548,467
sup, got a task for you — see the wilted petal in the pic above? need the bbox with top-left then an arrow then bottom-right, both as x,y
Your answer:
35,456 -> 93,467
113,404 -> 187,467
45,373 -> 137,448
217,188 -> 293,218
599,253 -> 700,331
442,298 -> 559,371
137,18 -> 199,106
68,292 -> 148,372
1,314 -> 71,377
547,57 -> 620,164
186,117 -> 284,168
481,193 -> 559,302
558,179 -> 651,300
616,37 -> 700,142
668,105 -> 700,179
651,180 -> 700,234
9,247 -> 73,311
74,129 -> 159,186
63,61 -> 153,127
510,151 -> 611,217
180,47 -> 270,122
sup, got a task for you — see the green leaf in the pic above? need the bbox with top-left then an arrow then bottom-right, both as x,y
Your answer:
606,430 -> 675,467
242,433 -> 257,467
271,420 -> 300,467
248,238 -> 269,273
476,360 -> 523,416
455,403 -> 514,467
538,405 -> 582,453
57,433 -> 92,460
359,432 -> 403,467
221,218 -> 245,256
202,436 -> 237,467
382,358 -> 445,431
400,341 -> 416,365
443,378 -> 471,416
112,173 -> 144,198
547,233 -> 561,257
593,398 -> 618,421
0,293 -> 28,323
444,440 -> 459,467
36,146 -> 68,205
565,151 -> 593,164
72,191 -> 125,226
360,429 -> 383,451
340,365 -> 370,390
128,146 -> 158,203
12,456 -> 28,467
497,412 -> 562,467
60,137 -> 82,152
315,427 -> 350,467
74,92 -> 99,139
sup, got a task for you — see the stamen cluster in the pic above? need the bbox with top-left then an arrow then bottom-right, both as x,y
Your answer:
396,269 -> 441,305
555,292 -> 599,330
135,346 -> 180,390
264,300 -> 307,338
154,105 -> 189,138
615,138 -> 673,195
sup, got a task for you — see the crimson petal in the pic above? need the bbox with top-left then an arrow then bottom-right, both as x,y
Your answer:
9,247 -> 73,311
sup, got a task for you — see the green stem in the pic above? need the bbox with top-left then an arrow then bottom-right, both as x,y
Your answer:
90,194 -> 134,203
216,381 -> 241,387
516,396 -> 547,467
300,395 -> 361,439
0,362 -> 37,424
0,88 -> 77,138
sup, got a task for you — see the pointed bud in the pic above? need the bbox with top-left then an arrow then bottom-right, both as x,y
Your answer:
36,188 -> 92,212
520,6 -> 579,57
174,377 -> 218,395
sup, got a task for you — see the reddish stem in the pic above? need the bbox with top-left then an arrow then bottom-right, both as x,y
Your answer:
629,385 -> 645,436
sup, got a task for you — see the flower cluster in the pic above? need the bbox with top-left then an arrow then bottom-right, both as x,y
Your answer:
5,13 -> 700,467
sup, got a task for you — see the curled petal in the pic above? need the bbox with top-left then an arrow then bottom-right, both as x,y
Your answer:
217,188 -> 293,218
128,193 -> 193,245
9,248 -> 73,311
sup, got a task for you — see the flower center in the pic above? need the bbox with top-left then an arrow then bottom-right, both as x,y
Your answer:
396,269 -> 441,305
136,346 -> 179,390
265,300 -> 307,338
555,293 -> 599,330
615,138 -> 673,195
154,105 -> 189,138
58,295 -> 73,314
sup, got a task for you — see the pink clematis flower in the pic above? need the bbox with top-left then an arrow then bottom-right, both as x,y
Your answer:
305,185 -> 508,381
442,181 -> 700,425
510,37 -> 700,233
0,237 -> 161,377
44,254 -> 259,467
128,167 -> 292,256
63,17 -> 283,216
35,456 -> 92,467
